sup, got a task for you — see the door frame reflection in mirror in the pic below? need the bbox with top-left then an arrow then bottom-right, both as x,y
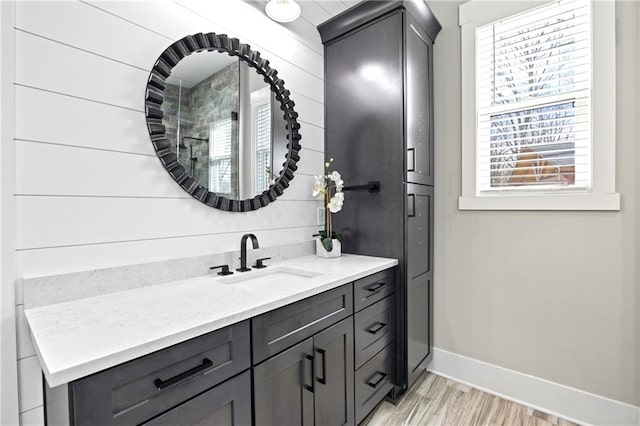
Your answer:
145,33 -> 302,212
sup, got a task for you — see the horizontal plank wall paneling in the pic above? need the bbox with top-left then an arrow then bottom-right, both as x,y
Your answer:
17,356 -> 42,413
15,306 -> 36,360
292,91 -> 325,130
16,142 -> 322,198
15,30 -> 148,111
14,86 -> 153,155
13,1 -> 328,422
18,407 -> 44,426
17,198 -> 320,249
175,0 -> 324,77
17,225 -> 322,278
85,0 -> 324,101
299,1 -> 333,27
15,0 -> 169,72
16,141 -> 187,198
15,85 -> 322,153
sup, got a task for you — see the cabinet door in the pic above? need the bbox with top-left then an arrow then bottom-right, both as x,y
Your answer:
407,273 -> 432,387
313,317 -> 355,426
254,338 -> 315,426
407,184 -> 432,279
406,184 -> 433,387
142,370 -> 251,426
406,14 -> 434,186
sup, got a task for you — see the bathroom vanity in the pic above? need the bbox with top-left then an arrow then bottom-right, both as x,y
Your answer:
25,255 -> 397,425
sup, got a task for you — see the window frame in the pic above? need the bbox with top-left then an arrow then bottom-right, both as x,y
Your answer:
458,0 -> 619,211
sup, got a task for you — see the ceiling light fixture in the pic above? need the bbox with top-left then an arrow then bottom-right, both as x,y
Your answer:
265,0 -> 301,23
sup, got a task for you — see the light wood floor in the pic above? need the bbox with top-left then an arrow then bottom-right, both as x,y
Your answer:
365,373 -> 580,426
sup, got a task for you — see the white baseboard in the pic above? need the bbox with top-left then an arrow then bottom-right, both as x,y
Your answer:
427,348 -> 640,426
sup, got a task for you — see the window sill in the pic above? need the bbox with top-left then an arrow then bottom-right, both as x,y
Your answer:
458,192 -> 620,211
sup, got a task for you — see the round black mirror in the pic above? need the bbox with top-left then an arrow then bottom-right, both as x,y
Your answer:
145,33 -> 302,212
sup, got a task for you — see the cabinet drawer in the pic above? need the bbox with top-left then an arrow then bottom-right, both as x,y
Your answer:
252,284 -> 353,363
353,268 -> 394,312
354,343 -> 394,425
142,370 -> 251,426
71,321 -> 250,426
354,295 -> 395,369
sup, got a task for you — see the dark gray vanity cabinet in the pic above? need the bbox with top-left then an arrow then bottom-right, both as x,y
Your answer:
44,267 -> 397,426
254,317 -> 354,426
318,0 -> 441,393
45,321 -> 252,426
252,285 -> 355,426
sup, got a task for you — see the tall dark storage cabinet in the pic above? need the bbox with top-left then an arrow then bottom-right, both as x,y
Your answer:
318,0 -> 441,393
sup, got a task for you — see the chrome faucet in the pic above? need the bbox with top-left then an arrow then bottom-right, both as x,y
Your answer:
237,233 -> 259,272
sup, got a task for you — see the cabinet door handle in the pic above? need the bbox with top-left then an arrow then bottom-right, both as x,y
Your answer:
367,282 -> 386,293
316,348 -> 327,385
407,148 -> 416,172
366,372 -> 388,389
366,322 -> 387,335
153,358 -> 213,390
303,354 -> 315,393
408,194 -> 416,217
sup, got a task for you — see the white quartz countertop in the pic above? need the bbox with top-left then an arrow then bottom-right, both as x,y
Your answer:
24,254 -> 397,387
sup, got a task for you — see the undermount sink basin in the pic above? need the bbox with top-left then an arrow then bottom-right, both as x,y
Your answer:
218,266 -> 323,289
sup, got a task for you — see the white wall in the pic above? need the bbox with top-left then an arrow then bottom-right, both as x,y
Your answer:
1,1 -> 20,425
430,0 -> 640,408
9,0 -> 338,423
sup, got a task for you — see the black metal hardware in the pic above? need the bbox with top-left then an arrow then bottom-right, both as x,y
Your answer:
316,348 -> 327,385
366,372 -> 387,389
253,257 -> 271,269
153,358 -> 213,390
342,181 -> 380,193
237,234 -> 259,272
210,264 -> 233,276
366,322 -> 387,335
304,354 -> 315,392
367,282 -> 386,293
407,147 -> 416,172
408,194 -> 416,217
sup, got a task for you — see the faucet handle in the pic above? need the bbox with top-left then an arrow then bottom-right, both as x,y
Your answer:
210,264 -> 233,276
253,257 -> 271,269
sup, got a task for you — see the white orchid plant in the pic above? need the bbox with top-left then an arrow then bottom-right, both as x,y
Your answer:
312,158 -> 345,252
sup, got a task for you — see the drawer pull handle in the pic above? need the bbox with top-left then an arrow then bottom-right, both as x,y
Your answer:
367,282 -> 386,293
316,348 -> 327,385
154,358 -> 213,390
408,194 -> 416,217
367,372 -> 388,389
366,322 -> 387,335
407,147 -> 416,172
304,354 -> 315,393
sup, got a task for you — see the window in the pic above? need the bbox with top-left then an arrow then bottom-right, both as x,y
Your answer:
209,118 -> 233,195
255,103 -> 272,193
459,0 -> 618,210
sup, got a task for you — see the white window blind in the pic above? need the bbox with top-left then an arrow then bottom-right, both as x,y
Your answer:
210,117 -> 233,194
255,103 -> 271,193
476,0 -> 591,193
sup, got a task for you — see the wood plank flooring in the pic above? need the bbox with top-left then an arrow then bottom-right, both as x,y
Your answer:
364,373 -> 581,426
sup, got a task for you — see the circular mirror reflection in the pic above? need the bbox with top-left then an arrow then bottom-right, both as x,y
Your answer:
162,51 -> 289,201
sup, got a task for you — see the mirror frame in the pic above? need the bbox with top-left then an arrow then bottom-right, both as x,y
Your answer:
145,32 -> 302,212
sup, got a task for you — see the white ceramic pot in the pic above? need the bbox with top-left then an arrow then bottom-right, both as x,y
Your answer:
316,238 -> 341,258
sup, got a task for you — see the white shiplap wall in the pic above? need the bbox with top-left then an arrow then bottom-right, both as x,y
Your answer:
12,0 -> 352,423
